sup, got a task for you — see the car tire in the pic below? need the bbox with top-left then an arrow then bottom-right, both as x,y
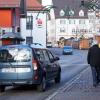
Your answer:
55,70 -> 61,83
0,86 -> 5,93
37,77 -> 46,92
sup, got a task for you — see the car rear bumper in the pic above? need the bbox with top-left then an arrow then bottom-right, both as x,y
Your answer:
0,79 -> 41,86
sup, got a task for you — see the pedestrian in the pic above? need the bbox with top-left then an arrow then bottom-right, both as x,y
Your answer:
87,40 -> 100,87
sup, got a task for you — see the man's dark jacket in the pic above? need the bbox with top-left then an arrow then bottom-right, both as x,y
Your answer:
87,44 -> 100,67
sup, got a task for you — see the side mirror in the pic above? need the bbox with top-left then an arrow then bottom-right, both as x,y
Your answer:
50,56 -> 60,63
54,56 -> 60,61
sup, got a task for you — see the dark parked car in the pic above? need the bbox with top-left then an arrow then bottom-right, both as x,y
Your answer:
0,44 -> 61,92
62,45 -> 73,55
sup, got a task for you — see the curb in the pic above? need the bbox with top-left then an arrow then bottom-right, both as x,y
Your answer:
45,67 -> 89,100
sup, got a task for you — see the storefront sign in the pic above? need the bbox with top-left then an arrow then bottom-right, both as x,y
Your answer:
37,19 -> 43,28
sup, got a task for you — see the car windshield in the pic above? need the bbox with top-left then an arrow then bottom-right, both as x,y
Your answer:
0,47 -> 31,62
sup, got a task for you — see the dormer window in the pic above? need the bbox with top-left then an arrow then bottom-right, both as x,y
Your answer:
79,10 -> 84,17
59,9 -> 65,17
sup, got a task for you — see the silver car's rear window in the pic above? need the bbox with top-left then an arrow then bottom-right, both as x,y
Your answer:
0,47 -> 31,62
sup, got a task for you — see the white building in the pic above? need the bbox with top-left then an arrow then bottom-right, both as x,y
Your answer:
20,0 -> 47,47
42,0 -> 100,46
41,0 -> 56,46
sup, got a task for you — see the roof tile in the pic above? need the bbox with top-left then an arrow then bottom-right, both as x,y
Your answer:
0,0 -> 21,8
26,0 -> 43,10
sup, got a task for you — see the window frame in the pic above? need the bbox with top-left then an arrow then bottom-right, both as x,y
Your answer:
26,16 -> 33,30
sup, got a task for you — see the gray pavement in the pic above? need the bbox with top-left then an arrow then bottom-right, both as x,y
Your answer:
50,67 -> 100,100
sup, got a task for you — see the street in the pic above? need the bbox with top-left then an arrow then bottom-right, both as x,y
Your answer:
0,48 -> 88,100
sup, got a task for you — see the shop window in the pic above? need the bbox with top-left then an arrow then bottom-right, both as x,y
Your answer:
26,16 -> 33,30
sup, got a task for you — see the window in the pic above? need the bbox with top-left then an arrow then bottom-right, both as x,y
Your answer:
60,27 -> 66,33
89,19 -> 94,23
42,50 -> 50,63
0,48 -> 31,62
35,49 -> 44,62
47,51 -> 54,61
79,19 -> 85,24
60,19 -> 66,24
69,20 -> 75,24
26,37 -> 33,44
72,29 -> 75,33
79,10 -> 84,17
26,16 -> 33,30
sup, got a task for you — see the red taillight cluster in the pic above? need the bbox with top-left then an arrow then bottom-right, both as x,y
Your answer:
32,60 -> 38,70
32,59 -> 39,80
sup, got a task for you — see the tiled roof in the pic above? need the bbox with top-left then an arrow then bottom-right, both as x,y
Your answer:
0,0 -> 43,10
52,0 -> 89,18
26,0 -> 43,10
0,0 -> 21,8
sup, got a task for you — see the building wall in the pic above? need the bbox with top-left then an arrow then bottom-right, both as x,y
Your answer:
0,8 -> 20,34
0,10 -> 12,27
55,18 -> 93,41
20,11 -> 47,47
42,0 -> 56,46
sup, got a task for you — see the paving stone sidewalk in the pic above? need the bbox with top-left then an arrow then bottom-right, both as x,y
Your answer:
51,67 -> 100,100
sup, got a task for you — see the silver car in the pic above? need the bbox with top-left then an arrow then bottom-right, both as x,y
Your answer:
0,44 -> 61,92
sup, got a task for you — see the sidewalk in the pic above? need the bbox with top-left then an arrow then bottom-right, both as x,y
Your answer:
51,67 -> 100,100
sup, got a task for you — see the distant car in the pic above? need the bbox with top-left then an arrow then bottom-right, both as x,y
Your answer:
62,45 -> 73,55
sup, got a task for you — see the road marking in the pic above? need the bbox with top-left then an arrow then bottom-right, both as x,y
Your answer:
45,67 -> 89,100
61,64 -> 88,69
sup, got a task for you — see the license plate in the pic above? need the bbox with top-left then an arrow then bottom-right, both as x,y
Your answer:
2,68 -> 16,73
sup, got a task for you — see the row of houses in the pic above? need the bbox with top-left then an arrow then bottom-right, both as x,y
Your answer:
46,0 -> 100,46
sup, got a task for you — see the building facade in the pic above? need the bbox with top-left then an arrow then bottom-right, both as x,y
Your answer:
0,0 -> 48,47
20,0 -> 47,47
42,0 -> 100,46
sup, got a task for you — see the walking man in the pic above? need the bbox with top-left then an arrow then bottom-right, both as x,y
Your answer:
87,40 -> 100,87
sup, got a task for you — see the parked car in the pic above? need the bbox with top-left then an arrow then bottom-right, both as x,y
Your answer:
0,44 -> 61,92
62,45 -> 73,55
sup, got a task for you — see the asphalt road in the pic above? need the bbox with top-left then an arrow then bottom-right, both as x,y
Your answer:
0,48 -> 88,100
